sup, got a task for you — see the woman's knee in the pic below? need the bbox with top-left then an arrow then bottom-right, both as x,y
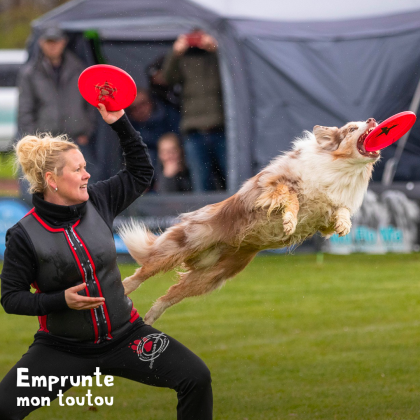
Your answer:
194,362 -> 212,388
178,359 -> 212,393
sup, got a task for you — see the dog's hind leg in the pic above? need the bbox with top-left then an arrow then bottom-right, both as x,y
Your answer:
122,224 -> 199,295
122,246 -> 193,295
122,263 -> 164,295
144,247 -> 258,325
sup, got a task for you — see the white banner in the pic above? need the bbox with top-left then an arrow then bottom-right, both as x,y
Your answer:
324,190 -> 420,254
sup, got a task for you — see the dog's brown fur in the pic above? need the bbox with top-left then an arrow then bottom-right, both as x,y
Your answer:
120,118 -> 380,325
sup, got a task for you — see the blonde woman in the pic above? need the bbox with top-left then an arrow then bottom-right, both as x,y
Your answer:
0,105 -> 212,419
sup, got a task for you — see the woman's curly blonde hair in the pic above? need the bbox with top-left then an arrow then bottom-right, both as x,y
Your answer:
14,133 -> 79,194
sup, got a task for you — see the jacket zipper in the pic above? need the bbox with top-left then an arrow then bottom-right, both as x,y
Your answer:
65,225 -> 111,343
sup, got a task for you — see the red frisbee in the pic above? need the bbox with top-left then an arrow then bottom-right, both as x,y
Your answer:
364,111 -> 417,152
78,64 -> 137,111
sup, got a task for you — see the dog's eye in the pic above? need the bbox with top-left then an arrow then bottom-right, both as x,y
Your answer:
349,127 -> 357,132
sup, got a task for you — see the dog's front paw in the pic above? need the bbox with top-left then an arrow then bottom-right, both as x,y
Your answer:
122,278 -> 138,295
283,211 -> 297,236
334,218 -> 351,237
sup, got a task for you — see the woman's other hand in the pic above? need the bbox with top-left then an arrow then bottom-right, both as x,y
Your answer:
65,283 -> 105,310
97,103 -> 125,124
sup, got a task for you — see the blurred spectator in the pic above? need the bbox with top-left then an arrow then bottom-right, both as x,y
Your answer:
17,26 -> 95,161
146,55 -> 181,109
126,88 -> 180,169
155,132 -> 192,193
162,28 -> 226,192
17,26 -> 96,199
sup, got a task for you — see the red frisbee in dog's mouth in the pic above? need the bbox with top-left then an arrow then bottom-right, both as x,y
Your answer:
364,111 -> 416,152
78,64 -> 137,111
357,126 -> 379,158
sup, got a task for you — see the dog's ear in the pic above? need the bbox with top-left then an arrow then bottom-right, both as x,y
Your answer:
313,125 -> 340,151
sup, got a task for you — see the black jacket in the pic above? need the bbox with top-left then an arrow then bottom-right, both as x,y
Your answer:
0,114 -> 153,346
17,50 -> 95,139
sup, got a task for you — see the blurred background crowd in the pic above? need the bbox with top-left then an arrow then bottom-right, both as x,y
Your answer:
1,0 -> 420,203
0,0 -> 229,197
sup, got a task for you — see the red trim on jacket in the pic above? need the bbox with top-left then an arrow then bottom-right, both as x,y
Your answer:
31,211 -> 65,232
72,228 -> 113,340
24,208 -> 35,218
30,211 -> 100,343
31,281 -> 49,333
129,302 -> 140,323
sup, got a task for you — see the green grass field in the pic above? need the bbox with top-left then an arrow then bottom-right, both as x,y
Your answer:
1,253 -> 420,419
0,152 -> 15,179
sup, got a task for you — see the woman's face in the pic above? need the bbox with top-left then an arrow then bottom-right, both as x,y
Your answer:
51,149 -> 91,206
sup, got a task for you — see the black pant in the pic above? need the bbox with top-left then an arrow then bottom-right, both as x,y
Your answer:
0,324 -> 212,420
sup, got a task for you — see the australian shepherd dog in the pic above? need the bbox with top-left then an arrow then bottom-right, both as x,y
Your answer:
120,118 -> 380,325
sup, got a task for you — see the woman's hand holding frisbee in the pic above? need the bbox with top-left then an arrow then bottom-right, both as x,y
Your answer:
97,103 -> 124,124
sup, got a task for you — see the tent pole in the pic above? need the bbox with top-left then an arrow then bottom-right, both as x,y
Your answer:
382,75 -> 420,186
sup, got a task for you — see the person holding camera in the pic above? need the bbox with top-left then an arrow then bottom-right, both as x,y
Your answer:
17,26 -> 96,170
162,29 -> 226,192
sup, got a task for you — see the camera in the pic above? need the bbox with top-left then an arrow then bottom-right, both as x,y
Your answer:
186,31 -> 203,48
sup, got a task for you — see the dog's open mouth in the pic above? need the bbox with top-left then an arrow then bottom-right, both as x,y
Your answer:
357,127 -> 380,158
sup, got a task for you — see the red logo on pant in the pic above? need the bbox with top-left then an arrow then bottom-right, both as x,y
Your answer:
129,333 -> 169,366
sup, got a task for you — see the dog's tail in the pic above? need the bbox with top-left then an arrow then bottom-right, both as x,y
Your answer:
118,220 -> 157,264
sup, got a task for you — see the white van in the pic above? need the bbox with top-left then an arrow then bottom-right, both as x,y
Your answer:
0,50 -> 28,151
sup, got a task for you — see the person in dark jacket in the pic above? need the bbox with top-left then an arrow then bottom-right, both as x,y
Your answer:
17,26 -> 96,198
146,55 -> 181,110
17,26 -> 95,147
126,88 -> 180,169
0,104 -> 212,420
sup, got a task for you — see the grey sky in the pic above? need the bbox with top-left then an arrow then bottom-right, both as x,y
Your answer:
190,0 -> 420,21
